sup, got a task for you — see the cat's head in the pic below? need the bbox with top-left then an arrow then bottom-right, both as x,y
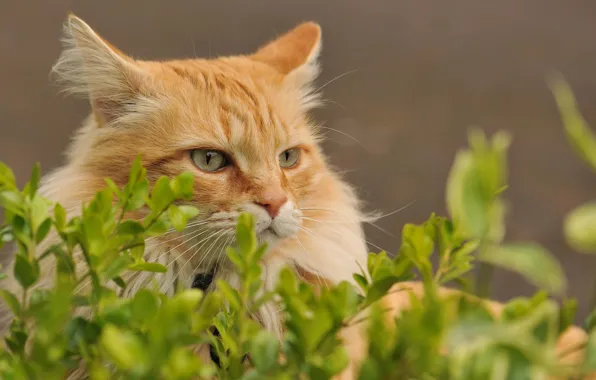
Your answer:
52,15 -> 334,249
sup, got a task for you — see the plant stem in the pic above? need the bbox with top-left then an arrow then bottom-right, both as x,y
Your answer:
116,196 -> 130,226
589,276 -> 596,312
433,247 -> 452,284
20,289 -> 28,318
474,262 -> 494,298
474,239 -> 494,298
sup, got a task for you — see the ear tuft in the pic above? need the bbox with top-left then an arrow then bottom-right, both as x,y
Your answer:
52,15 -> 147,125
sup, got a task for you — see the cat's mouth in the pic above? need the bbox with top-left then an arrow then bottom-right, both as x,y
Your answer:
262,226 -> 279,237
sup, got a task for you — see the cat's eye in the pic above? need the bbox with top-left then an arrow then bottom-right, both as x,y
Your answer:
190,149 -> 229,172
279,148 -> 300,168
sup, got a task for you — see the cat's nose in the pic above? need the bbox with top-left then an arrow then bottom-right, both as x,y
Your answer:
255,190 -> 288,219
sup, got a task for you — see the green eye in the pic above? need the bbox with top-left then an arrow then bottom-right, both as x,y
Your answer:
190,149 -> 229,172
279,148 -> 300,168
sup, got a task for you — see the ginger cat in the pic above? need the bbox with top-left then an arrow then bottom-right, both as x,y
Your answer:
1,15 -> 590,379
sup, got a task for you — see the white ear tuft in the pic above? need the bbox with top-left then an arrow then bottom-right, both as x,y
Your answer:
52,14 -> 148,125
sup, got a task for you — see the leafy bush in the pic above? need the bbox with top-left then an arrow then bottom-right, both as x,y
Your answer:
0,79 -> 595,379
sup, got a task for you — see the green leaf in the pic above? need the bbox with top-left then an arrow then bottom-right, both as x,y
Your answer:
559,298 -> 578,334
0,161 -> 17,189
353,273 -> 369,292
11,215 -> 30,246
0,225 -> 13,250
128,155 -> 144,184
277,268 -> 297,295
128,242 -> 146,261
116,220 -> 145,236
303,307 -> 334,351
1,191 -> 24,217
402,223 -> 434,259
250,331 -> 279,373
65,317 -> 102,348
171,171 -> 195,199
27,163 -> 41,198
13,254 -> 39,289
321,346 -> 349,376
365,276 -> 398,306
368,251 -> 394,281
168,205 -> 188,232
564,202 -> 596,254
150,176 -> 175,212
54,203 -> 66,230
583,330 -> 596,371
446,151 -> 485,239
127,179 -> 149,211
113,276 -> 127,289
237,213 -> 257,255
100,325 -> 148,371
226,247 -> 244,271
100,255 -> 133,281
550,76 -> 596,171
82,214 -> 105,256
30,195 -> 49,233
131,290 -> 159,322
196,292 -> 221,324
169,290 -> 203,315
585,309 -> 596,333
445,131 -> 510,243
165,347 -> 202,379
35,218 -> 52,243
129,261 -> 167,273
89,363 -> 111,380
5,320 -> 28,355
478,243 -> 566,295
104,178 -> 122,197
0,290 -> 21,315
27,289 -> 51,315
145,216 -> 170,235
217,280 -> 242,310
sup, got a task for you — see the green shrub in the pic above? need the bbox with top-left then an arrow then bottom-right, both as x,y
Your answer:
0,79 -> 595,379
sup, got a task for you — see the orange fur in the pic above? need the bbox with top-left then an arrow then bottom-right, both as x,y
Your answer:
0,15 -> 590,379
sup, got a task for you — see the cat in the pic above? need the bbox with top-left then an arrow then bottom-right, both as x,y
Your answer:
0,14 -> 591,379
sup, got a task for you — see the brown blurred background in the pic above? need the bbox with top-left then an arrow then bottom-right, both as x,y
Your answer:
1,1 -> 596,318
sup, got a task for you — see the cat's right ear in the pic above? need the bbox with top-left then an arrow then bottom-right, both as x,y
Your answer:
252,22 -> 322,110
52,14 -> 148,126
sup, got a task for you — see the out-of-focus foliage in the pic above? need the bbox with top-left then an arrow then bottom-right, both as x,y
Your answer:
0,80 -> 593,379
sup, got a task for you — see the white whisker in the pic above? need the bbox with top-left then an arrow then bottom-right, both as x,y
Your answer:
144,219 -> 211,242
166,229 -> 222,270
314,69 -> 358,94
300,225 -> 391,255
317,126 -> 367,151
299,208 -> 395,237
370,200 -> 417,221
177,228 -> 231,283
152,227 -> 211,262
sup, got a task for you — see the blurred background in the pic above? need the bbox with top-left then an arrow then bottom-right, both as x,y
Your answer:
1,1 -> 596,318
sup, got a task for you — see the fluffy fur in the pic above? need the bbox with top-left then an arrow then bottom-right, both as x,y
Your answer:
0,15 -> 591,379
2,14 -> 369,346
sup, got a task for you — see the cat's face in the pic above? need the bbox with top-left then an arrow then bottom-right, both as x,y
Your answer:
55,16 -> 328,248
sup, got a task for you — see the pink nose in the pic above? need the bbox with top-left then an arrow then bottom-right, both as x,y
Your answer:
255,190 -> 288,218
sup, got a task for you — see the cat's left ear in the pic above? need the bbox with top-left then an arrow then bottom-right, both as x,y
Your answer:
252,22 -> 322,105
52,14 -> 150,126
